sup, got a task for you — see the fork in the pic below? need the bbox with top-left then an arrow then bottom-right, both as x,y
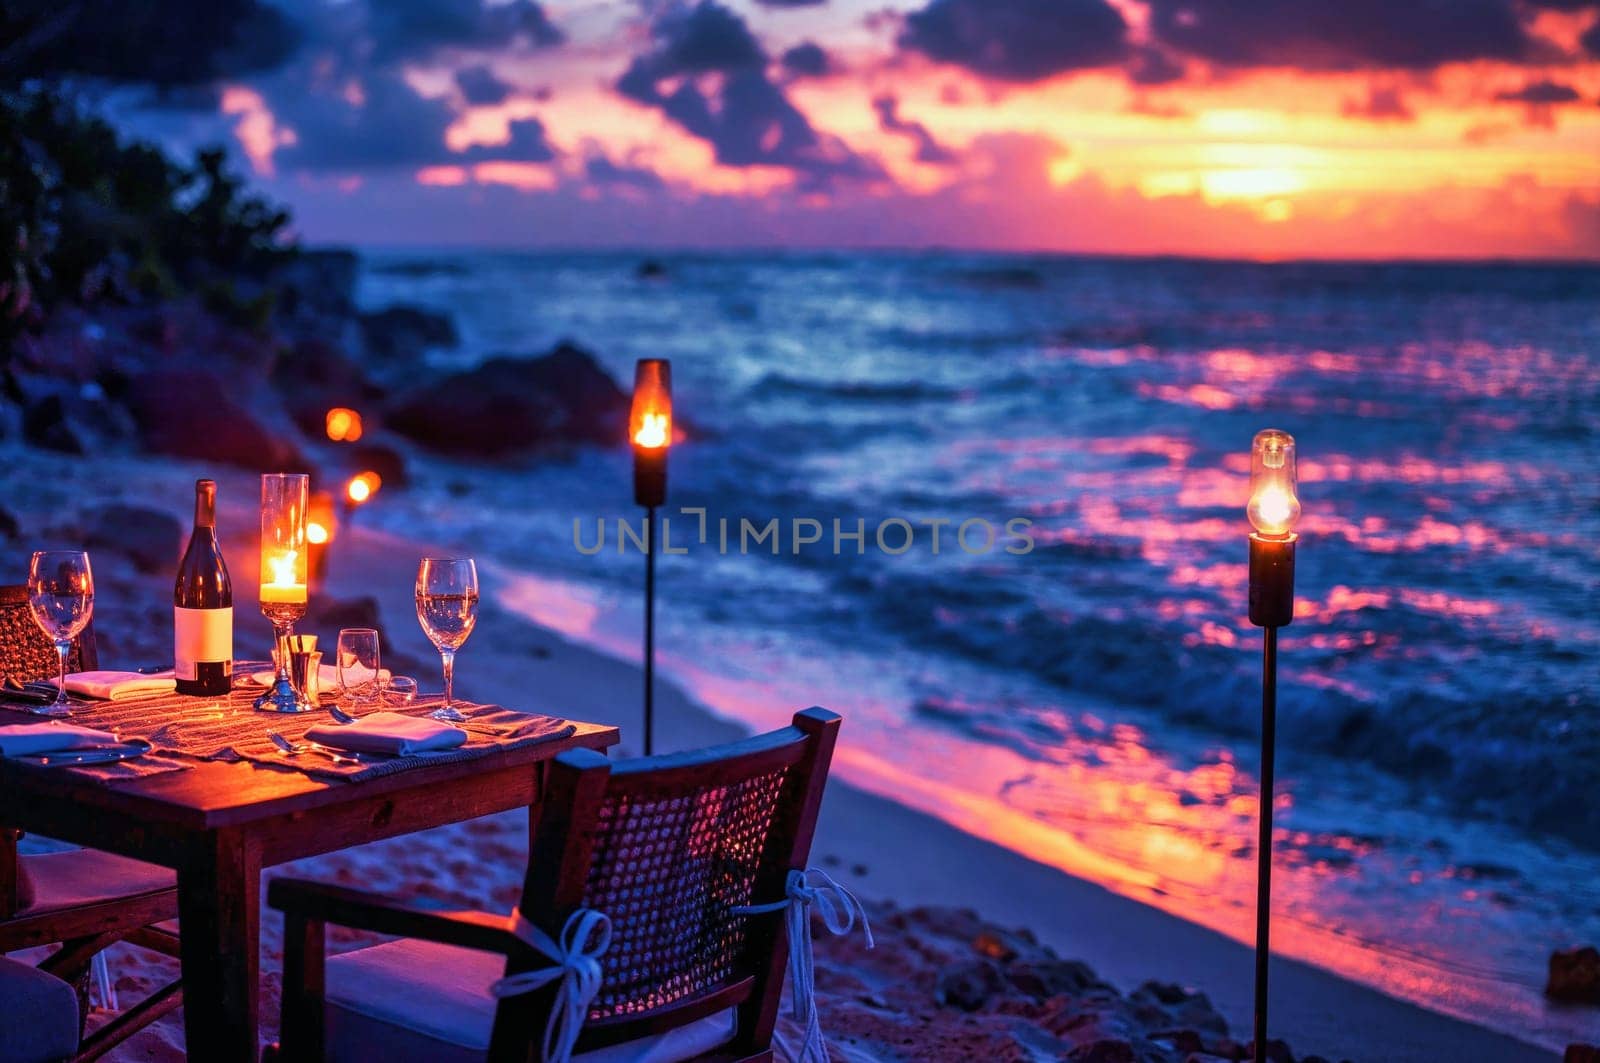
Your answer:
267,732 -> 364,766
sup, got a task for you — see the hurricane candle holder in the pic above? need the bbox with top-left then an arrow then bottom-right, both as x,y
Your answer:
255,472 -> 315,713
630,358 -> 671,755
1245,428 -> 1300,1062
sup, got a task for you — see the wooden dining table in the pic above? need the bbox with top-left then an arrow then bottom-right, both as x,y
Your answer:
0,706 -> 618,1062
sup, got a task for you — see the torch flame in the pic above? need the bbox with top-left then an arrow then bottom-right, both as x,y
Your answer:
325,407 -> 363,443
346,471 -> 381,505
634,412 -> 669,449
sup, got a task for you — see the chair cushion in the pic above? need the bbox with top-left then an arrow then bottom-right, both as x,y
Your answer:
0,955 -> 80,1063
325,937 -> 737,1063
17,849 -> 174,916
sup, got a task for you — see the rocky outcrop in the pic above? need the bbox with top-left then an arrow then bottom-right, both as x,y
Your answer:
1548,946 -> 1600,1005
84,504 -> 183,574
359,304 -> 459,362
384,341 -> 627,458
276,249 -> 361,323
124,368 -> 307,472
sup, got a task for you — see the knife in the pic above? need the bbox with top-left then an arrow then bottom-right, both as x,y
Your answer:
13,739 -> 154,766
1,686 -> 58,706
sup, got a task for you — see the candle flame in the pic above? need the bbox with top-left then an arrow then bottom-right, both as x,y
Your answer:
267,549 -> 299,585
634,412 -> 669,449
307,521 -> 330,545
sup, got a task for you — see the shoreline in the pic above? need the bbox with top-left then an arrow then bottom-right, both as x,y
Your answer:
329,521 -> 1558,1062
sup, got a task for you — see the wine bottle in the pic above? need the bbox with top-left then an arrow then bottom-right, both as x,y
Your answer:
174,478 -> 233,696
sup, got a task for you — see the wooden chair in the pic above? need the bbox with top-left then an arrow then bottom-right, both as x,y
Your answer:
268,707 -> 842,1063
0,584 -> 184,1060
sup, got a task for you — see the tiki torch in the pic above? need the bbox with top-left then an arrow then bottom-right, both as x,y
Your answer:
630,359 -> 671,756
306,490 -> 337,595
1246,428 -> 1299,1062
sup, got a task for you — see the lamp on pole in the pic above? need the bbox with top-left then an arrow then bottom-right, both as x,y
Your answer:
1245,428 -> 1300,1063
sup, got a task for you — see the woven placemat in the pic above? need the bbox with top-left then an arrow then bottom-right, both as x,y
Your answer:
3,669 -> 575,785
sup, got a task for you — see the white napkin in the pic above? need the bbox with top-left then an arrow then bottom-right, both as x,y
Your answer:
249,665 -> 392,689
304,711 -> 466,756
0,723 -> 121,757
53,671 -> 177,701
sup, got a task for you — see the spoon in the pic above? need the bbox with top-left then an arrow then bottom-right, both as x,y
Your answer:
327,704 -> 358,725
267,733 -> 363,766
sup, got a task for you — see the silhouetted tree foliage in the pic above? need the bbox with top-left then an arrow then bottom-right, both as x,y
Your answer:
1,90 -> 296,341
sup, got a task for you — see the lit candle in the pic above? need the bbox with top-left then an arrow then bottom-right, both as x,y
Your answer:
256,472 -> 313,712
260,548 -> 307,604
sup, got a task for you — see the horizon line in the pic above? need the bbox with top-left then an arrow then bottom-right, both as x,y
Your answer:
319,242 -> 1600,269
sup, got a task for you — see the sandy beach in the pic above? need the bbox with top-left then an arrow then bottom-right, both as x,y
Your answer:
4,450 -> 1558,1062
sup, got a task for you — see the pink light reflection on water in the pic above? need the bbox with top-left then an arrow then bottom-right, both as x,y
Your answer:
655,641 -> 1565,1049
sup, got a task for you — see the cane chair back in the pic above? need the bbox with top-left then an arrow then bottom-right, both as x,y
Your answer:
0,583 -> 98,683
489,708 -> 840,1061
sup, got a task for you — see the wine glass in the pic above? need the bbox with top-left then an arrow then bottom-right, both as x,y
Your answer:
415,558 -> 478,723
336,628 -> 382,709
27,551 -> 94,717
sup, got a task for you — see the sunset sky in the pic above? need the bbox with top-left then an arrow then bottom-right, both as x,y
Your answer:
109,0 -> 1600,258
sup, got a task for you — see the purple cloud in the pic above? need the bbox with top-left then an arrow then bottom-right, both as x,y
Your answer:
898,0 -> 1129,83
369,0 -> 562,63
272,70 -> 462,169
1494,80 -> 1582,104
456,64 -> 512,105
1342,85 -> 1416,121
616,1 -> 878,183
1127,47 -> 1185,86
457,117 -> 557,162
872,94 -> 957,164
780,41 -> 833,79
2,0 -> 298,89
584,153 -> 668,191
1145,0 -> 1532,71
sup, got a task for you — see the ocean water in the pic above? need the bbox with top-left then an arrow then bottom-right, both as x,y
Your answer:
355,250 -> 1600,1051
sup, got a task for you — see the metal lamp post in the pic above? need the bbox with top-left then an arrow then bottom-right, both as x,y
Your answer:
1245,428 -> 1300,1062
630,359 -> 672,756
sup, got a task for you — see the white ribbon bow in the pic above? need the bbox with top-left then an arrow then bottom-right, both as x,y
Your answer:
733,868 -> 874,1063
489,908 -> 613,1063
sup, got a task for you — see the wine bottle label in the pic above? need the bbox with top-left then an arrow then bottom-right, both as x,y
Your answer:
175,606 -> 234,680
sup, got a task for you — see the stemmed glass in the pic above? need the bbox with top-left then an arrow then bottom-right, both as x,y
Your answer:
27,551 -> 94,717
415,558 -> 478,723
